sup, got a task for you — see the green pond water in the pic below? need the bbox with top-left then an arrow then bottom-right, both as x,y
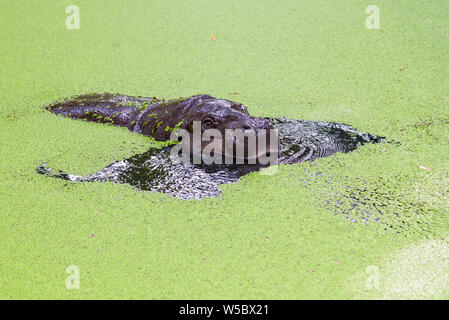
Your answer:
0,0 -> 448,299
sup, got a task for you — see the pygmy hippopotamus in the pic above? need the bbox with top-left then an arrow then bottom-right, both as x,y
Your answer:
48,93 -> 278,162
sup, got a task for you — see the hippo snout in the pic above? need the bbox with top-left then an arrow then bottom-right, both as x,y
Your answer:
225,117 -> 279,162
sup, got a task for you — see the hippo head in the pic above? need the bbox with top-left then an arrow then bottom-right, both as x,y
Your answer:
172,95 -> 279,163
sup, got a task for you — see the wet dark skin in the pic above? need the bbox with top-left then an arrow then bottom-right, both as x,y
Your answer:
48,93 -> 276,158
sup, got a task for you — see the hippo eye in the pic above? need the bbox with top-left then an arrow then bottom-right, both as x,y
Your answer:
202,117 -> 216,130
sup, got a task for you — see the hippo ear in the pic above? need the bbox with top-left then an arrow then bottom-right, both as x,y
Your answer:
231,103 -> 249,114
